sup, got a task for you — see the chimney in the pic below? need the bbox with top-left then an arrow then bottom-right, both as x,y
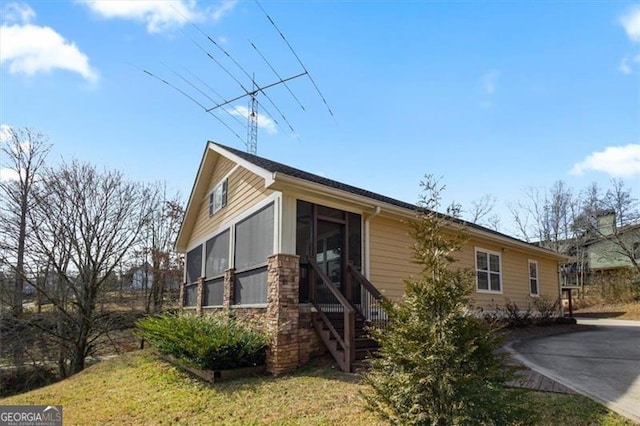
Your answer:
596,210 -> 616,236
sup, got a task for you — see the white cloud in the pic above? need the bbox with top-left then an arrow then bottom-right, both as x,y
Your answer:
0,168 -> 20,182
482,70 -> 500,95
81,0 -> 237,33
211,0 -> 237,22
0,124 -> 12,144
619,6 -> 640,43
229,106 -> 277,135
2,2 -> 35,24
570,144 -> 640,177
0,3 -> 98,82
619,57 -> 632,74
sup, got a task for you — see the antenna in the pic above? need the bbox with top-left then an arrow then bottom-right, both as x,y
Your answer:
205,72 -> 307,154
141,3 -> 334,155
247,76 -> 258,155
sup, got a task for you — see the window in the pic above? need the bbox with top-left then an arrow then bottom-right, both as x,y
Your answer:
234,203 -> 274,304
209,178 -> 228,217
476,248 -> 502,293
203,230 -> 229,307
184,245 -> 202,307
205,230 -> 230,278
186,245 -> 202,284
634,242 -> 640,260
184,284 -> 198,307
204,278 -> 224,307
529,260 -> 539,296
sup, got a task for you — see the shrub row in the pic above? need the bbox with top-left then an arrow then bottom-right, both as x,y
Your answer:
136,313 -> 269,370
490,295 -> 575,328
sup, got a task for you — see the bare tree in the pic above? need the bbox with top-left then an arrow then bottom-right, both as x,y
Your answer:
140,183 -> 184,314
24,160 -> 155,376
467,194 -> 500,231
0,127 -> 51,315
605,178 -> 639,227
508,181 -> 574,251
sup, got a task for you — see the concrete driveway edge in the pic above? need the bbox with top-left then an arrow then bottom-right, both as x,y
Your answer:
505,341 -> 640,424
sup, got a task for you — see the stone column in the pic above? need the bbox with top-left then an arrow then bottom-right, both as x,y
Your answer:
265,254 -> 300,374
196,277 -> 204,316
223,268 -> 235,309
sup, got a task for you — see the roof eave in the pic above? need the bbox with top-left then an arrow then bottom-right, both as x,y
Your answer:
270,172 -> 567,261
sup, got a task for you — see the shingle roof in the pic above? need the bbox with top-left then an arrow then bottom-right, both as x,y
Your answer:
213,142 -> 562,255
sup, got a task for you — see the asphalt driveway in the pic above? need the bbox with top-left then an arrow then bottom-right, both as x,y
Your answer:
508,318 -> 640,423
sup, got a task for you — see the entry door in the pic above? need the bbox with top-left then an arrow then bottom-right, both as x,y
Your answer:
316,220 -> 345,291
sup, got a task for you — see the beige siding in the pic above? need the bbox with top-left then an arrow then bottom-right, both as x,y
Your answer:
457,240 -> 560,311
368,216 -> 560,310
369,216 -> 421,301
187,157 -> 273,248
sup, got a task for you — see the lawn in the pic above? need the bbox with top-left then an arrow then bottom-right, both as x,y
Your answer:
1,350 -> 634,425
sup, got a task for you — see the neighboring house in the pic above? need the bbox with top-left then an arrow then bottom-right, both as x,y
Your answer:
126,263 -> 154,290
125,263 -> 182,291
175,142 -> 567,373
585,210 -> 640,273
555,211 -> 640,289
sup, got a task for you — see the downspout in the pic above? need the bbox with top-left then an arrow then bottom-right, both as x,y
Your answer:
364,206 -> 382,279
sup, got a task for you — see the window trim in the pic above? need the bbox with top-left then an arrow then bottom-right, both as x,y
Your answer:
475,247 -> 503,294
208,178 -> 228,217
528,259 -> 539,297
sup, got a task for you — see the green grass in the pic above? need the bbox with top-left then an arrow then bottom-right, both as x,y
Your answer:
0,350 -> 635,425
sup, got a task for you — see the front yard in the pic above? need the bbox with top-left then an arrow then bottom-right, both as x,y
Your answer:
0,349 -> 634,425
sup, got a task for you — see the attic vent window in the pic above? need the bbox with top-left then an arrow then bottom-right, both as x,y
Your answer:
209,178 -> 228,217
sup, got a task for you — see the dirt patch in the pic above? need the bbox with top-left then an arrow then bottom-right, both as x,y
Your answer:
574,301 -> 640,321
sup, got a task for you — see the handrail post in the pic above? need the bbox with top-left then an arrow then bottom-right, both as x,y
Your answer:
345,309 -> 355,372
309,262 -> 317,304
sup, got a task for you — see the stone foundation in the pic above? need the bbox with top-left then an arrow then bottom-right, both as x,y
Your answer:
180,254 -> 325,375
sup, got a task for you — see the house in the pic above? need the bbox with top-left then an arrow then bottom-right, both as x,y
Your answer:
584,210 -> 640,274
175,142 -> 567,373
126,263 -> 154,290
555,210 -> 640,291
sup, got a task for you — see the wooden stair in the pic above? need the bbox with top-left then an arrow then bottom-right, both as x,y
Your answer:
313,311 -> 379,373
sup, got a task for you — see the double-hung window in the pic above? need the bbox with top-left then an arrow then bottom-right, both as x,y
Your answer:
209,178 -> 228,217
529,260 -> 539,296
476,248 -> 502,293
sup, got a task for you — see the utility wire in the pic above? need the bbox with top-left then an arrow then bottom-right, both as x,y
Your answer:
255,0 -> 334,118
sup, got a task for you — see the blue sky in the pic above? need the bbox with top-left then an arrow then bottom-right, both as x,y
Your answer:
1,1 -> 639,237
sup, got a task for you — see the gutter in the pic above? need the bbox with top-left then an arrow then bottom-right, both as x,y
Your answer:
364,206 -> 382,279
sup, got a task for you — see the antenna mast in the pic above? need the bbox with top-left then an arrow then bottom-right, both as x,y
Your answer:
247,76 -> 259,155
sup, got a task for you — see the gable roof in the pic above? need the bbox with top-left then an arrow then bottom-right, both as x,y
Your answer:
176,141 -> 566,260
